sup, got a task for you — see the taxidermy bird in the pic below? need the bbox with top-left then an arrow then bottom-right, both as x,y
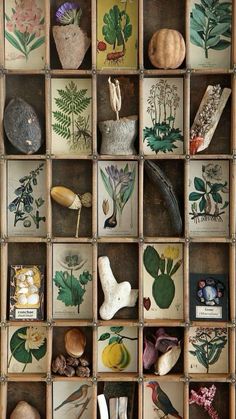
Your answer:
147,382 -> 182,419
54,384 -> 90,411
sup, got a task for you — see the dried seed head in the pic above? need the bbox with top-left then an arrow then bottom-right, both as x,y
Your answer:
76,366 -> 90,377
64,365 -> 76,377
66,356 -> 80,367
79,355 -> 90,367
51,354 -> 66,374
80,192 -> 92,208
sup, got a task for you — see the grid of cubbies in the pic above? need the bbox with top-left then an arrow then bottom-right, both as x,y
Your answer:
0,0 -> 236,417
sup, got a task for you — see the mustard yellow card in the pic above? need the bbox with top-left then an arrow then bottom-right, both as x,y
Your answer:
97,0 -> 138,69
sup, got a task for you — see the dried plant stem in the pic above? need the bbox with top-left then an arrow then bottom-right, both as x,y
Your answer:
75,207 -> 81,238
77,397 -> 91,418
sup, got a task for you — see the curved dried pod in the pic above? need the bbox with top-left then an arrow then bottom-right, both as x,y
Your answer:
10,401 -> 41,419
65,328 -> 86,358
148,29 -> 186,69
154,345 -> 181,376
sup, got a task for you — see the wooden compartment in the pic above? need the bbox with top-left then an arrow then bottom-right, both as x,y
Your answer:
7,382 -> 46,418
97,381 -> 138,419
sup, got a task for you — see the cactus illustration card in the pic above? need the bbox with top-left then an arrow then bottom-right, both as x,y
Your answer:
52,244 -> 93,320
7,161 -> 46,237
97,0 -> 138,70
143,244 -> 183,320
98,161 -> 138,237
189,0 -> 232,68
8,325 -> 47,373
189,273 -> 228,321
4,0 -> 45,70
51,78 -> 92,156
188,327 -> 228,373
143,78 -> 184,155
98,326 -> 138,373
53,381 -> 93,419
144,381 -> 183,419
188,161 -> 229,237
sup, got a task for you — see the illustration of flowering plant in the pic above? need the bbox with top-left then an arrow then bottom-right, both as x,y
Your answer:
143,245 -> 182,309
100,164 -> 136,229
189,163 -> 229,223
8,326 -> 46,372
189,328 -> 227,373
5,0 -> 45,61
189,384 -> 219,419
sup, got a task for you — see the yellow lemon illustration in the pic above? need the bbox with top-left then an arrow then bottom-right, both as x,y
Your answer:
102,342 -> 130,371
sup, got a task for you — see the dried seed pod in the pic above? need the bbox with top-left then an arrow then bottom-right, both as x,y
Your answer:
51,354 -> 66,374
51,186 -> 82,210
66,356 -> 80,367
65,328 -> 86,358
76,366 -> 90,377
102,199 -> 109,215
64,365 -> 76,377
79,355 -> 90,367
80,192 -> 92,208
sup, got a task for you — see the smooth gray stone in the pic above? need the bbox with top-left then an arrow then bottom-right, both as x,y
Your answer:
4,97 -> 42,154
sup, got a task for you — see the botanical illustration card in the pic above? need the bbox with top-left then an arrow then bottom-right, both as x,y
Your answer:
188,327 -> 228,373
97,0 -> 138,70
98,161 -> 138,237
51,78 -> 92,155
143,244 -> 183,320
143,78 -> 184,155
52,244 -> 93,319
7,161 -> 46,237
53,381 -> 93,419
190,273 -> 228,321
144,381 -> 183,419
5,0 -> 45,70
188,161 -> 229,237
190,0 -> 232,68
98,326 -> 138,373
8,326 -> 47,373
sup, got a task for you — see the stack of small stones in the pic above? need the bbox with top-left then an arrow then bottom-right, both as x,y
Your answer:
190,84 -> 222,139
52,353 -> 90,377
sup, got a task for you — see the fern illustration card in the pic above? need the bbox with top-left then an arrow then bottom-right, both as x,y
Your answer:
8,326 -> 47,373
188,161 -> 229,237
53,381 -> 93,419
143,78 -> 184,155
144,381 -> 183,419
143,244 -> 183,320
5,0 -> 45,70
97,0 -> 138,70
188,327 -> 228,373
7,161 -> 46,237
98,161 -> 138,237
189,0 -> 232,68
51,78 -> 92,155
52,244 -> 93,320
98,326 -> 138,373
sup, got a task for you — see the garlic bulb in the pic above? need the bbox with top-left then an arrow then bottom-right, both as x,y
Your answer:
18,294 -> 27,305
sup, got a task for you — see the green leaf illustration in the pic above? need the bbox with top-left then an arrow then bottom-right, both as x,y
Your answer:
110,326 -> 124,333
99,333 -> 110,341
100,169 -> 113,198
212,192 -> 222,204
109,336 -> 120,344
210,39 -> 231,50
189,192 -> 203,201
194,177 -> 206,192
5,31 -> 25,55
79,271 -> 92,285
199,195 -> 206,212
28,36 -> 45,53
54,271 -> 89,307
10,328 -> 33,364
143,246 -> 160,278
102,5 -> 132,50
152,274 -> 175,309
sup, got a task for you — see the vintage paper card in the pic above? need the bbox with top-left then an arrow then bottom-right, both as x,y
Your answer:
188,327 -> 228,373
189,0 -> 232,69
5,0 -> 45,70
189,382 -> 229,418
98,161 -> 138,237
52,244 -> 93,320
189,273 -> 228,321
97,0 -> 138,70
143,78 -> 184,155
144,381 -> 184,419
8,326 -> 47,373
188,161 -> 229,237
143,244 -> 183,320
53,381 -> 93,419
7,161 -> 46,237
98,326 -> 138,373
51,78 -> 92,155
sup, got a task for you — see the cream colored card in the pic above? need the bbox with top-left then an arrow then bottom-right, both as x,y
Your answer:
5,0 -> 45,69
98,161 -> 138,237
7,161 -> 46,237
144,382 -> 184,418
98,326 -> 138,372
53,381 -> 93,419
52,244 -> 93,320
188,327 -> 228,373
8,326 -> 47,373
143,78 -> 184,155
143,244 -> 183,320
188,161 -> 229,237
189,0 -> 231,68
51,78 -> 92,155
97,0 -> 138,69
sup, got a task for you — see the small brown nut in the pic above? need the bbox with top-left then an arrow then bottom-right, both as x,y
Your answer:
65,328 -> 86,358
66,356 -> 79,367
64,365 -> 76,377
79,355 -> 90,367
51,354 -> 66,374
76,366 -> 90,378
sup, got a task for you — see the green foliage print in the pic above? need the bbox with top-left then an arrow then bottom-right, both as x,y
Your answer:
144,79 -> 183,153
52,81 -> 92,152
190,0 -> 231,59
102,5 -> 132,54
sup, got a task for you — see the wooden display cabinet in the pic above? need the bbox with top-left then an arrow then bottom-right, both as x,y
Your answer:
0,0 -> 235,418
